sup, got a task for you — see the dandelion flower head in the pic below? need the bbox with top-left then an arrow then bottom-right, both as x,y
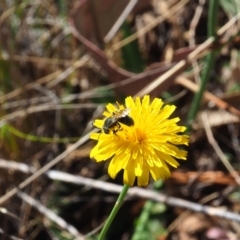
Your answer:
90,95 -> 189,186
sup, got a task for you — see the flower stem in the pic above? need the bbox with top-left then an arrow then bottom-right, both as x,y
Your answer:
98,184 -> 129,240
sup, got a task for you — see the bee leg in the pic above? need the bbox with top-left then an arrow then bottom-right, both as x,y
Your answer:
116,122 -> 122,131
112,123 -> 122,138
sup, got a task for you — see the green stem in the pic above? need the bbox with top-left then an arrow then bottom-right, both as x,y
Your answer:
208,0 -> 219,38
131,201 -> 153,240
131,180 -> 162,240
5,124 -> 80,143
186,52 -> 216,129
186,0 -> 219,131
98,184 -> 129,240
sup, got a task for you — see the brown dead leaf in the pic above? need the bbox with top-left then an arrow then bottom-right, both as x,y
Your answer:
71,0 -> 152,43
196,110 -> 239,129
71,20 -> 177,96
171,171 -> 238,185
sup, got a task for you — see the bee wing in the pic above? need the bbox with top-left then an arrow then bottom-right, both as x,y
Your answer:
112,108 -> 131,118
111,115 -> 121,122
121,108 -> 130,117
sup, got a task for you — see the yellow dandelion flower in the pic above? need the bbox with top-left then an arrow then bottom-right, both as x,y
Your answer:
90,95 -> 189,187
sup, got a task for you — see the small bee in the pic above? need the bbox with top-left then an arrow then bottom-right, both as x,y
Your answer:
102,108 -> 134,134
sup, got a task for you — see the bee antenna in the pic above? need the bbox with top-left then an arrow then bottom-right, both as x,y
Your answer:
116,101 -> 121,108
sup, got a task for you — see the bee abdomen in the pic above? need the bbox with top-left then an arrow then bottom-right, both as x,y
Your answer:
118,115 -> 134,126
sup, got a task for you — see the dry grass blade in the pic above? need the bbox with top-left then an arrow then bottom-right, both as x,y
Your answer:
1,158 -> 240,223
201,112 -> 240,185
175,76 -> 240,117
137,12 -> 240,96
2,1 -> 240,238
104,0 -> 138,42
0,129 -> 98,205
46,171 -> 240,223
0,228 -> 23,240
110,0 -> 189,51
17,191 -> 85,239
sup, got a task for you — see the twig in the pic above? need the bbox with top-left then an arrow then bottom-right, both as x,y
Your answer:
0,54 -> 73,65
33,84 -> 61,132
0,1 -> 41,26
111,0 -> 189,51
2,91 -> 111,110
0,55 -> 89,103
201,112 -> 240,185
46,171 -> 240,223
0,228 -> 23,240
137,11 -> 240,96
104,0 -> 138,42
17,191 -> 84,240
188,0 -> 205,84
0,71 -> 61,103
0,207 -> 20,221
0,159 -> 35,174
0,103 -> 99,123
46,55 -> 89,88
175,76 -> 240,117
0,129 -> 97,205
1,160 -> 240,223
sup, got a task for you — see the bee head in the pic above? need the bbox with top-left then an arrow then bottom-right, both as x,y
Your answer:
102,117 -> 115,134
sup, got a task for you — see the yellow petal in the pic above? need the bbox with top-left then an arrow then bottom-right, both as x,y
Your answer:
106,103 -> 117,113
124,161 -> 136,186
138,165 -> 149,187
90,95 -> 189,187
